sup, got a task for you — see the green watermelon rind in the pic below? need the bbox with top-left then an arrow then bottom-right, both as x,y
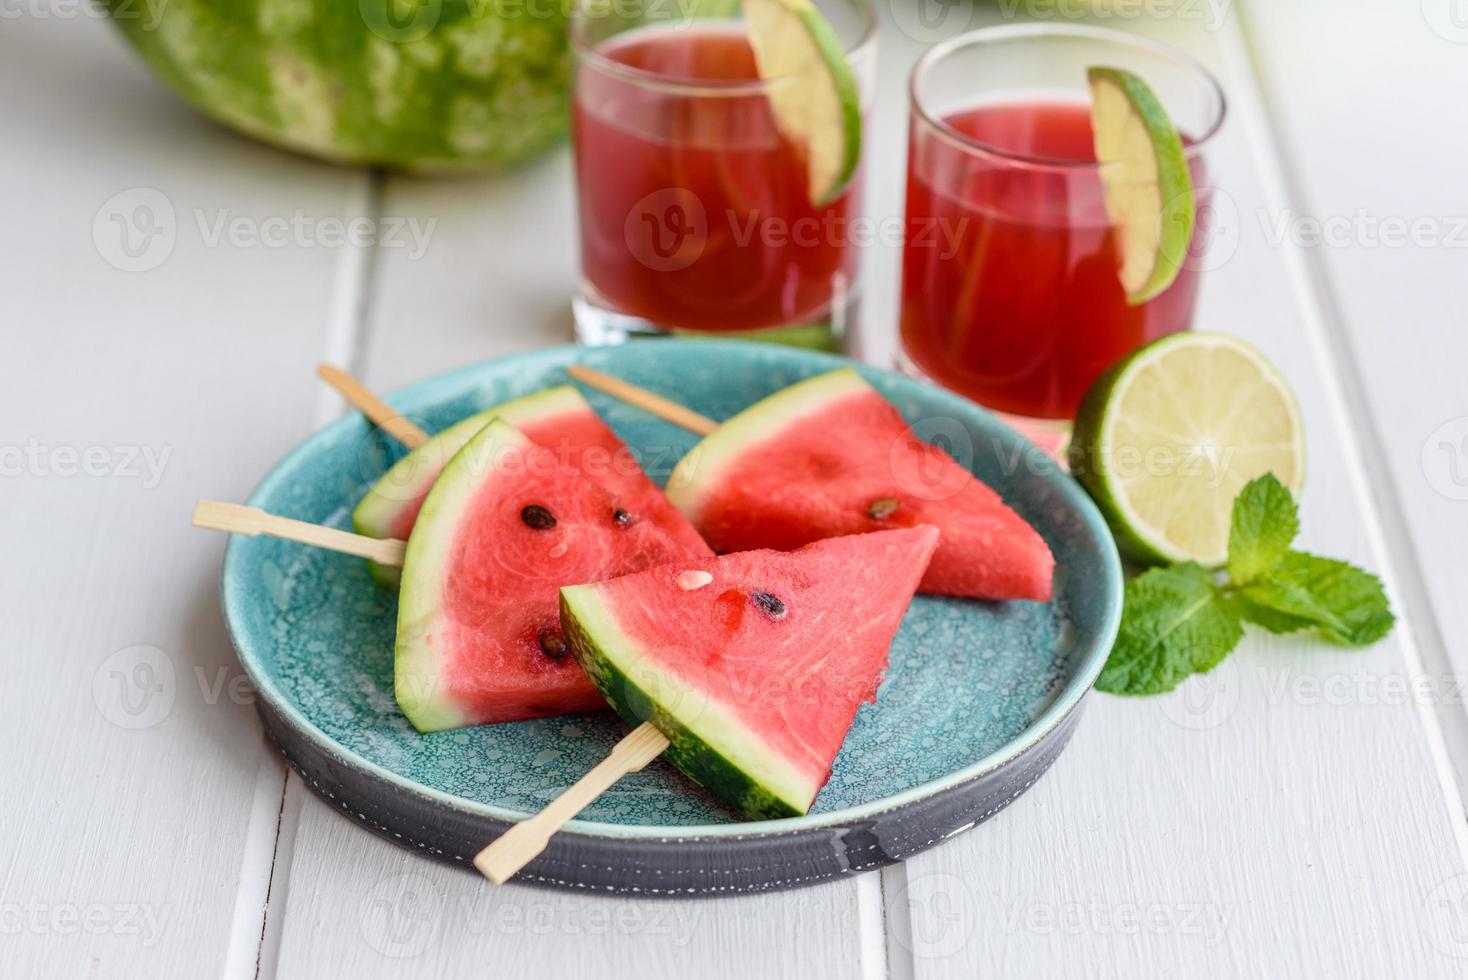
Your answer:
354,385 -> 590,589
395,418 -> 538,734
98,0 -> 572,171
559,587 -> 810,820
665,368 -> 868,524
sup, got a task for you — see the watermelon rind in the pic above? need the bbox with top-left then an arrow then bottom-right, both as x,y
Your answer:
559,587 -> 810,819
665,368 -> 868,522
395,418 -> 538,733
354,385 -> 590,588
97,0 -> 572,171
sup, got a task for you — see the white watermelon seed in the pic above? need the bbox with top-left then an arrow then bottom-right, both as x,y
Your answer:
677,570 -> 713,590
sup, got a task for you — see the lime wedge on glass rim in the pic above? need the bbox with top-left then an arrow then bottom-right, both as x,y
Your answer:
1069,332 -> 1306,567
743,0 -> 862,206
1087,66 -> 1195,304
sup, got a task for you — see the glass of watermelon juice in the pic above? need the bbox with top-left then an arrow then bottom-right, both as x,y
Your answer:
569,0 -> 875,349
899,25 -> 1225,428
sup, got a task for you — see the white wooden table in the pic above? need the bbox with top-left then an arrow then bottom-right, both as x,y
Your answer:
5,2 -> 1467,977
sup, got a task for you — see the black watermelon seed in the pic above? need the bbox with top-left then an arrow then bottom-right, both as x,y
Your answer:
538,628 -> 568,659
867,497 -> 899,520
750,591 -> 787,620
612,508 -> 634,527
521,504 -> 556,530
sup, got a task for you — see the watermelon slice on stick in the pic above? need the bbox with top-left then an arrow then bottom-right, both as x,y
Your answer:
567,366 -> 1055,601
562,526 -> 940,818
325,367 -> 710,587
395,419 -> 710,732
476,526 -> 938,884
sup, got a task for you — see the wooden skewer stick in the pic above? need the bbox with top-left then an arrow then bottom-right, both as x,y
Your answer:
565,365 -> 718,436
474,721 -> 671,884
318,363 -> 431,449
307,365 -> 688,879
192,501 -> 407,567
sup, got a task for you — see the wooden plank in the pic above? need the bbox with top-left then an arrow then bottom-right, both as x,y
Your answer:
0,14 -> 372,978
358,157 -> 580,386
892,8 -> 1468,978
1237,0 -> 1468,789
274,794 -> 868,979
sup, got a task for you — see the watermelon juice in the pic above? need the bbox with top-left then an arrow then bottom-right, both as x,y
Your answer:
898,26 -> 1225,422
571,20 -> 870,343
900,100 -> 1211,421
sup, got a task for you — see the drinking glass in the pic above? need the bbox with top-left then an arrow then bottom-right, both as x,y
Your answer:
570,0 -> 876,349
899,24 -> 1225,430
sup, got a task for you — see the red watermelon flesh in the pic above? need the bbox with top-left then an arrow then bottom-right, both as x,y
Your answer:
354,384 -> 709,586
395,419 -> 710,733
560,526 -> 940,819
665,369 -> 1054,601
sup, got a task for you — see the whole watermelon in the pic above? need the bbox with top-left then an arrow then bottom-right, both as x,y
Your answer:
98,0 -> 575,171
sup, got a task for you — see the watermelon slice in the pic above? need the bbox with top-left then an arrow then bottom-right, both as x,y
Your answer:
355,384 -> 710,586
396,419 -> 710,733
560,527 -> 940,819
665,369 -> 1055,601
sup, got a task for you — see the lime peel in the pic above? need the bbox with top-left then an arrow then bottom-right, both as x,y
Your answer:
1070,332 -> 1306,567
744,0 -> 862,206
1087,66 -> 1196,305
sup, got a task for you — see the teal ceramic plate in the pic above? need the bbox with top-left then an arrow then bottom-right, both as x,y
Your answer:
222,342 -> 1121,894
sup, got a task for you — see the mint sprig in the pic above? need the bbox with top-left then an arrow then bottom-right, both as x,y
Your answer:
1097,474 -> 1395,696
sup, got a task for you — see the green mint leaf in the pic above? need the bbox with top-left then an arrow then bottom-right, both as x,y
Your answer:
1097,563 -> 1244,695
1233,593 -> 1315,635
1227,473 -> 1299,584
1239,550 -> 1395,647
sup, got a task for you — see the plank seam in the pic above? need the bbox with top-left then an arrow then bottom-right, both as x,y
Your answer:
1227,3 -> 1468,859
254,768 -> 291,980
254,169 -> 386,979
880,864 -> 916,980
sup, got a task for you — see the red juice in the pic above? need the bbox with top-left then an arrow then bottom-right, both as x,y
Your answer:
573,24 -> 860,333
900,100 -> 1209,420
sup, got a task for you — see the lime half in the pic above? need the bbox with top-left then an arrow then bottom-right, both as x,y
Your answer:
1088,66 -> 1195,305
744,0 -> 862,206
1070,332 -> 1305,566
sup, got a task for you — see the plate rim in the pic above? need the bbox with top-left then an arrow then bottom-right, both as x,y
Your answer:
222,342 -> 1122,841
